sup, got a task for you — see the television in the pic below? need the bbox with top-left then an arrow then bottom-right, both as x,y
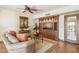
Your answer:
43,22 -> 53,29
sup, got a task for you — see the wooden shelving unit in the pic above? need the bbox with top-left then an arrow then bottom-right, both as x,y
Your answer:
39,16 -> 59,40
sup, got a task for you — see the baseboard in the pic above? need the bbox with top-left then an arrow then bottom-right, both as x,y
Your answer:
59,39 -> 79,45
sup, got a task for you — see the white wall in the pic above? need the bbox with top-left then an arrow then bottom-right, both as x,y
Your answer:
59,15 -> 64,40
34,6 -> 79,18
0,8 -> 19,33
0,7 -> 36,41
0,8 -> 19,41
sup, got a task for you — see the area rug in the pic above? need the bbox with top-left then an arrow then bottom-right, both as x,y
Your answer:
35,40 -> 54,53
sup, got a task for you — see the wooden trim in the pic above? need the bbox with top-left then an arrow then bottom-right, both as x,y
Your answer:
39,15 -> 59,20
64,14 -> 79,17
76,15 -> 79,43
20,16 -> 28,19
57,16 -> 59,40
64,16 -> 67,41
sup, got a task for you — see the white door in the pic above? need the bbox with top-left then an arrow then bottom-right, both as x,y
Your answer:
66,16 -> 77,43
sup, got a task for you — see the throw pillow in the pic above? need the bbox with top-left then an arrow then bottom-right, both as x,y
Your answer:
9,31 -> 16,37
16,33 -> 28,42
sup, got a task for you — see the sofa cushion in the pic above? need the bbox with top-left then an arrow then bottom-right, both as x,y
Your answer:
1,34 -> 12,44
5,33 -> 19,44
16,33 -> 28,42
9,31 -> 16,37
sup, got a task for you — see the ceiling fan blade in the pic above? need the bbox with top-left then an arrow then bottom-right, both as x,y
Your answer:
28,10 -> 34,14
25,5 -> 29,8
31,9 -> 37,11
24,5 -> 33,14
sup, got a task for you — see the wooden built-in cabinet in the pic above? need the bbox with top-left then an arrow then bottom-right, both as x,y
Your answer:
39,16 -> 59,40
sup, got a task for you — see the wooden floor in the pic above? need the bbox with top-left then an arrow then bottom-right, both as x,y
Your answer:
45,39 -> 79,53
0,42 -> 7,53
0,38 -> 79,53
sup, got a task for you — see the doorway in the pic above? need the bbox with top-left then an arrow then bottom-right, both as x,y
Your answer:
65,14 -> 79,44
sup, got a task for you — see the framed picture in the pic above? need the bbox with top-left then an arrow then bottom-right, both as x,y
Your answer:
20,16 -> 28,28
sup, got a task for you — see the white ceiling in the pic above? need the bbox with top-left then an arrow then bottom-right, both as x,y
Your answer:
0,5 -> 66,14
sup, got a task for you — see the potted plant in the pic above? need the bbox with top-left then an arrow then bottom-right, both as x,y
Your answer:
33,23 -> 39,33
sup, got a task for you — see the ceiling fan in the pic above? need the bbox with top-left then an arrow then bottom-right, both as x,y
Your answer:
18,5 -> 42,14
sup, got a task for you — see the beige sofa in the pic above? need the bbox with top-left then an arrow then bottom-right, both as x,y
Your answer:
1,33 -> 34,53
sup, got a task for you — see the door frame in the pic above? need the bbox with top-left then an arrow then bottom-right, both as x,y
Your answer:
64,14 -> 78,42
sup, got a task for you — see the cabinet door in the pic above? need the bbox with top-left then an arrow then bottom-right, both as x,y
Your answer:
54,22 -> 57,31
